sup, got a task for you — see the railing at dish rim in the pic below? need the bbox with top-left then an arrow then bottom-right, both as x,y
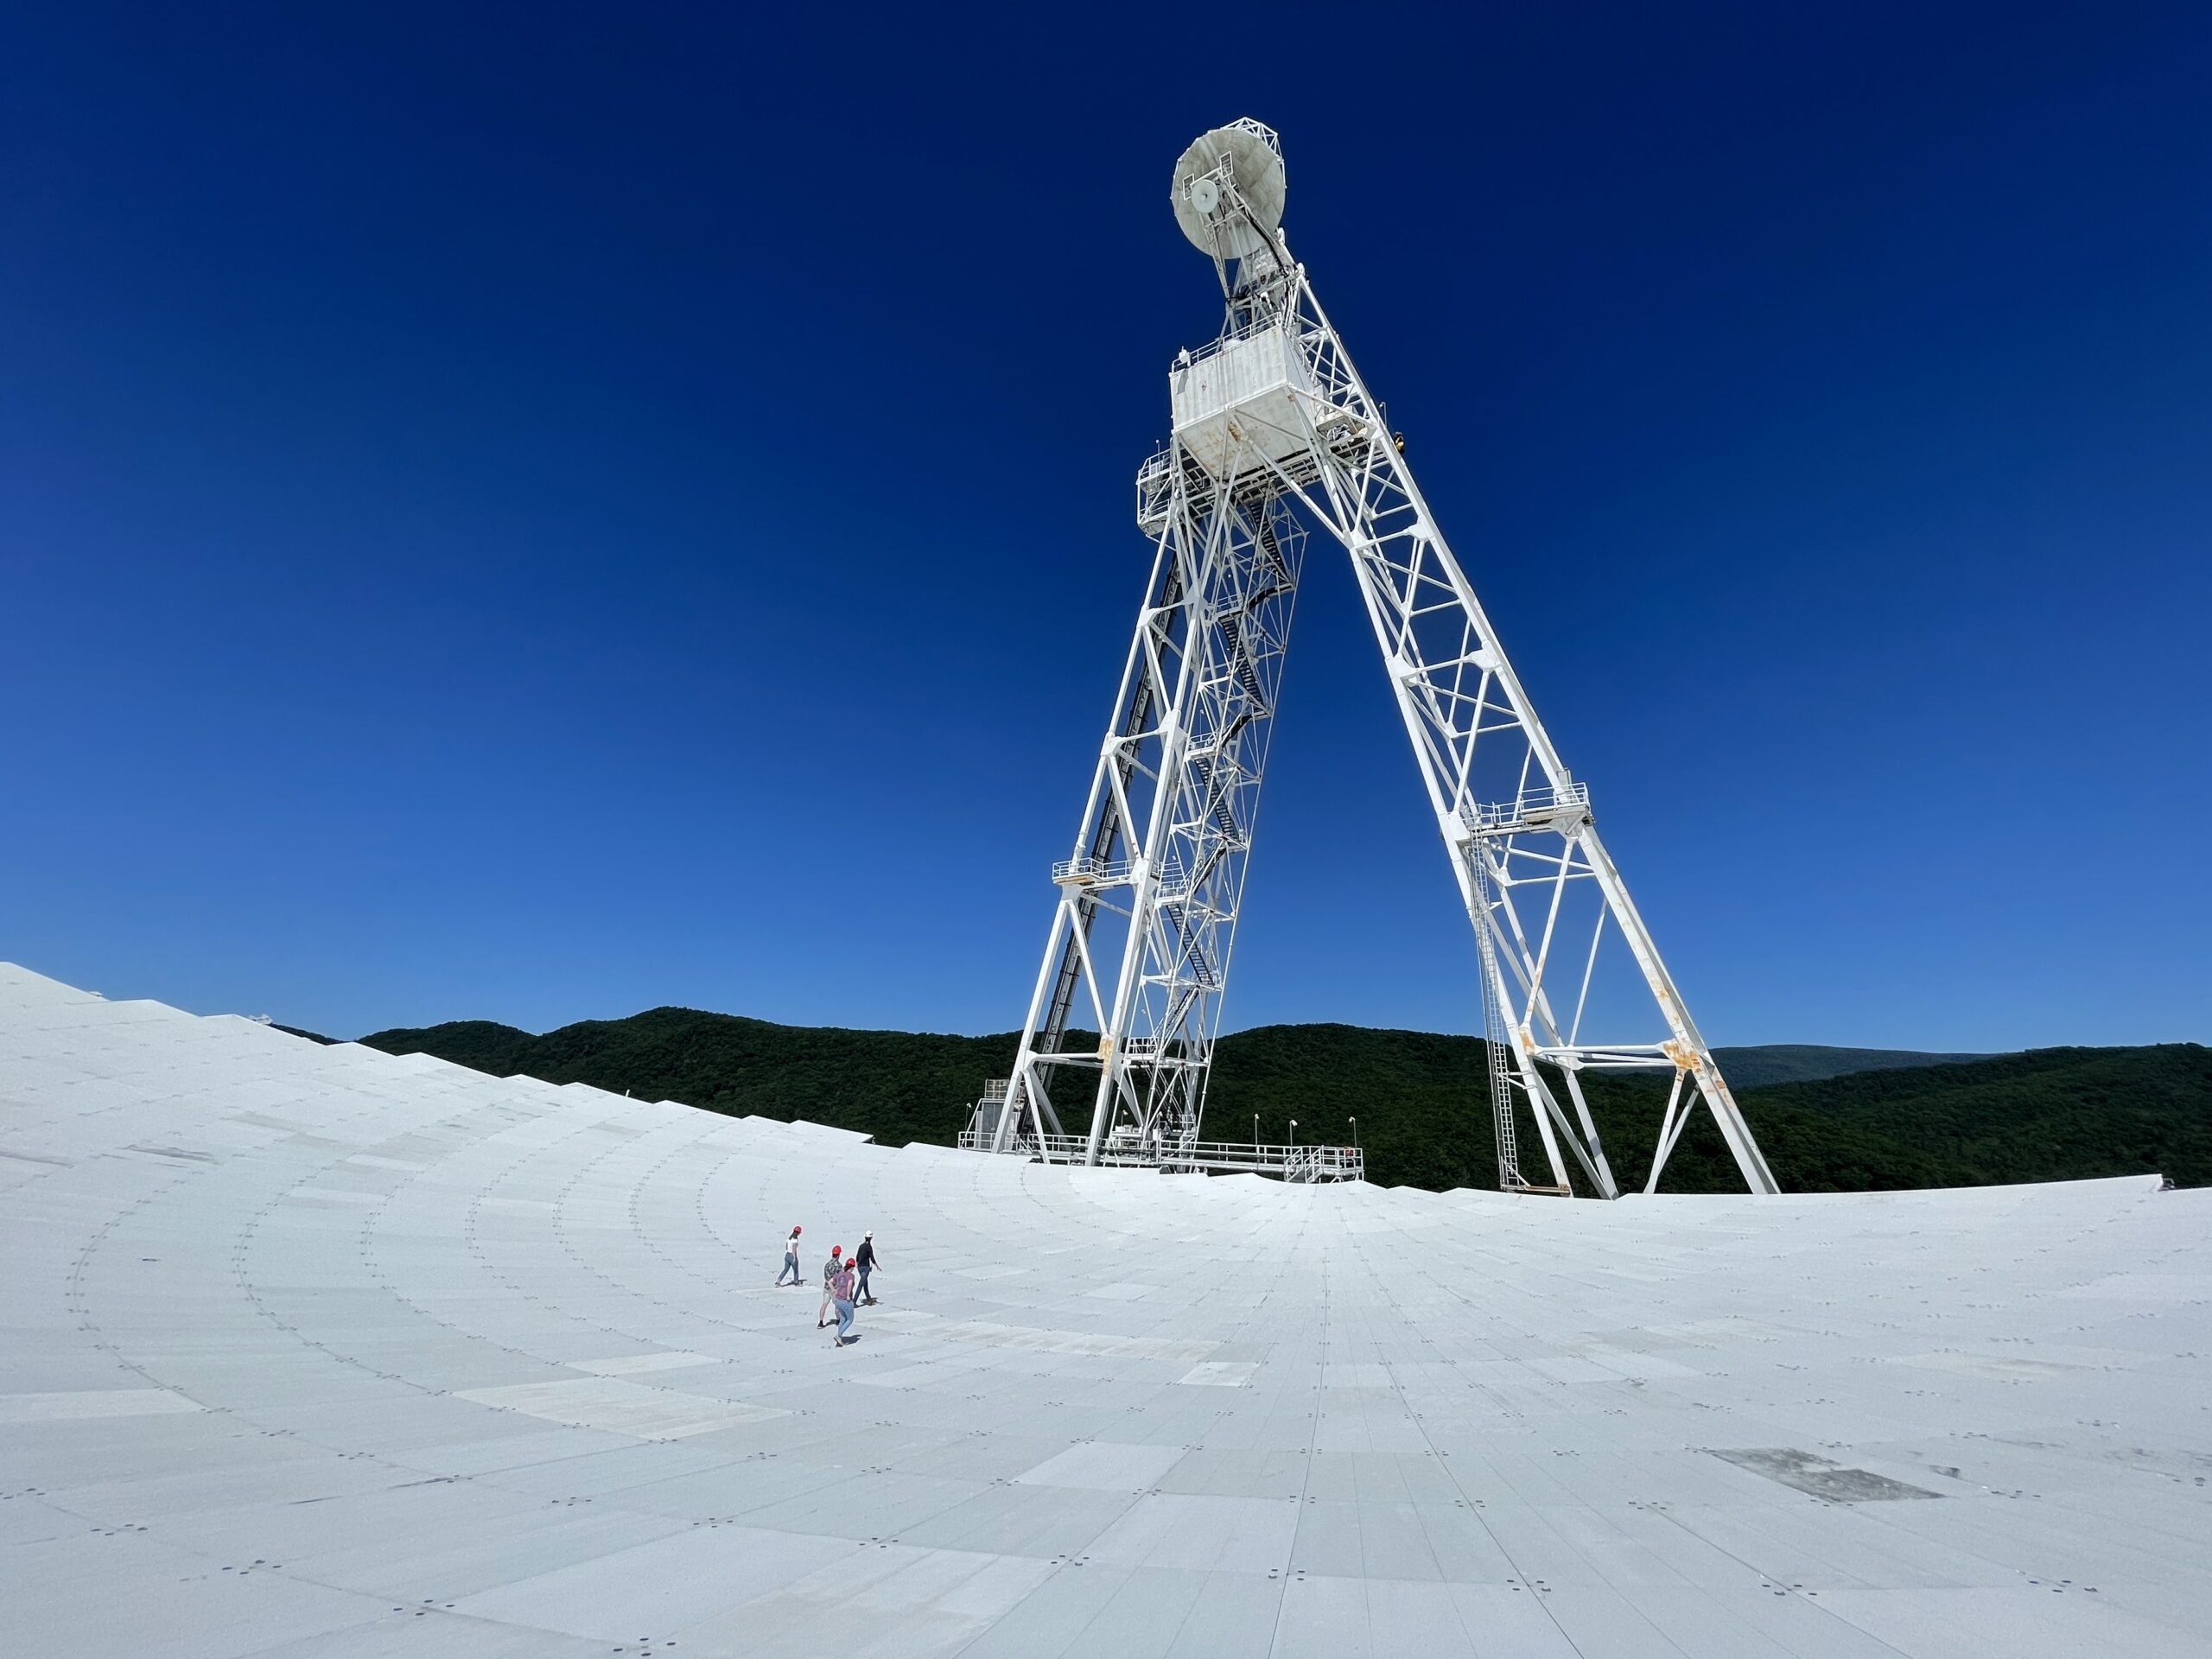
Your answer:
955,1128 -> 1362,1182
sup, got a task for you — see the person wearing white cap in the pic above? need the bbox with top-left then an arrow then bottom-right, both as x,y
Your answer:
854,1231 -> 880,1306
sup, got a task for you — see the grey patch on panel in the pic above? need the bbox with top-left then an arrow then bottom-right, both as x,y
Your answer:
0,1147 -> 73,1168
1708,1446 -> 1942,1503
128,1143 -> 218,1163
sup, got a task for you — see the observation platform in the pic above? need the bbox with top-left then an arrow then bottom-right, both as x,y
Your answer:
956,1128 -> 1362,1183
3,961 -> 2208,1658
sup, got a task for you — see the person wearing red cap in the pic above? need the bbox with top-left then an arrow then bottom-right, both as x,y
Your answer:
816,1243 -> 843,1329
776,1224 -> 804,1287
829,1254 -> 859,1348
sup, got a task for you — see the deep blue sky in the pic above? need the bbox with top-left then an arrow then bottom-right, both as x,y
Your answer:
3,4 -> 2206,1047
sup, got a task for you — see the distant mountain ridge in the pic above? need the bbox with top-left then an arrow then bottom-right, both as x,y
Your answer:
342,1008 -> 2209,1194
345,1017 -> 1982,1091
1707,1043 -> 1988,1087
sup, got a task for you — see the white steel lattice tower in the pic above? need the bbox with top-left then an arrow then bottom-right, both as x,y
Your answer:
980,121 -> 1778,1197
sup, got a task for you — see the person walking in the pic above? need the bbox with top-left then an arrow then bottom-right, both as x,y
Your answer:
829,1253 -> 859,1348
776,1224 -> 804,1287
854,1231 -> 880,1306
816,1243 -> 844,1329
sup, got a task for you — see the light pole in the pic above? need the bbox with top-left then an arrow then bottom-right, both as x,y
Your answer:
1289,1119 -> 1297,1151
1253,1113 -> 1260,1148
1350,1116 -> 1357,1151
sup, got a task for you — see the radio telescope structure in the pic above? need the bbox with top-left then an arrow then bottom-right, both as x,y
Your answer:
969,119 -> 1777,1198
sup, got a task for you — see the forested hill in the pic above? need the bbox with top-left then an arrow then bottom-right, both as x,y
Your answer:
350,1009 -> 2209,1196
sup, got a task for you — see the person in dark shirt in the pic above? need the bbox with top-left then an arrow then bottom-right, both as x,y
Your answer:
855,1232 -> 880,1306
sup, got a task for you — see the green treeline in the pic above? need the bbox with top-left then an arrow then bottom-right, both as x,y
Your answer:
353,1009 -> 2210,1194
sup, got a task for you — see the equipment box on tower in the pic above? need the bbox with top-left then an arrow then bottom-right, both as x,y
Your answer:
1170,321 -> 1315,477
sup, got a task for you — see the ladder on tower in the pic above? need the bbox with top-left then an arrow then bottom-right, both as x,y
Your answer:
1471,854 -> 1525,1192
1471,851 -> 1573,1195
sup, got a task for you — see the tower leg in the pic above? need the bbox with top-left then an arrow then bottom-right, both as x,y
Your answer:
1250,257 -> 1777,1197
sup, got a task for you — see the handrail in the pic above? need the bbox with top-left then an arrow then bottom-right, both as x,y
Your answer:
1462,781 -> 1592,837
1051,854 -> 1191,893
956,1128 -> 1362,1183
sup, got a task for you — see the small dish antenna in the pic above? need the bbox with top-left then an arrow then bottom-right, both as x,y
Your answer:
1171,120 -> 1286,262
